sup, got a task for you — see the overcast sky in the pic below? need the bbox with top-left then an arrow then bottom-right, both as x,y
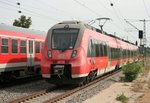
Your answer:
0,0 -> 150,46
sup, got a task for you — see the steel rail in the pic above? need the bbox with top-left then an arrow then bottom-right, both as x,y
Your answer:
8,86 -> 60,103
44,69 -> 121,103
9,69 -> 121,103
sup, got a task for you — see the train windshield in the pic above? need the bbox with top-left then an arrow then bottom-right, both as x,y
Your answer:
52,29 -> 79,50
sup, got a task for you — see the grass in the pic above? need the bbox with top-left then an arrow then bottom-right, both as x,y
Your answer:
116,93 -> 128,103
123,83 -> 129,86
138,94 -> 144,98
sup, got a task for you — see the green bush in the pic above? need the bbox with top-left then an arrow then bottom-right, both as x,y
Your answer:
122,62 -> 142,82
116,93 -> 128,103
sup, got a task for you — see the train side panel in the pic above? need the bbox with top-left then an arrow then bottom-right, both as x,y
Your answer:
0,24 -> 46,81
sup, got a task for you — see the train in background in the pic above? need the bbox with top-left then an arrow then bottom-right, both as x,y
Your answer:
0,24 -> 46,82
41,21 -> 138,85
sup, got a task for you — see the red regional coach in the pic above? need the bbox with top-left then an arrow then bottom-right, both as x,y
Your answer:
0,24 -> 46,81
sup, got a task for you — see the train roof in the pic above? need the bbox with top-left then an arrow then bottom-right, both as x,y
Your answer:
0,23 -> 46,36
84,22 -> 137,46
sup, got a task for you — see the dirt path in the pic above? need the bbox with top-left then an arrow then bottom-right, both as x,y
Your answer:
83,83 -> 142,103
84,58 -> 150,103
135,58 -> 150,103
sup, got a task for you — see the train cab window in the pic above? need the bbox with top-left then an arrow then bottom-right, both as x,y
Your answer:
20,40 -> 26,53
35,41 -> 40,53
1,38 -> 8,53
52,29 -> 79,50
12,39 -> 18,53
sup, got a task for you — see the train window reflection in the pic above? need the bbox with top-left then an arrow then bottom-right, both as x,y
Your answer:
20,40 -> 26,53
35,41 -> 40,53
1,38 -> 8,53
52,29 -> 79,51
29,40 -> 33,54
12,39 -> 18,53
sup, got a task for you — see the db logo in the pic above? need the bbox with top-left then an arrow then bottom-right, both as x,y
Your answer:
59,54 -> 65,58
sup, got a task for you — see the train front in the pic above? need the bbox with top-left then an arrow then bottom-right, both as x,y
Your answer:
41,21 -> 87,85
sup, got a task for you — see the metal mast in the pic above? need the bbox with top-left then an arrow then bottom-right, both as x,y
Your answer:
139,19 -> 150,61
139,19 -> 150,46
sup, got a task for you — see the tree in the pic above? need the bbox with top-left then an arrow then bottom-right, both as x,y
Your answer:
13,15 -> 32,28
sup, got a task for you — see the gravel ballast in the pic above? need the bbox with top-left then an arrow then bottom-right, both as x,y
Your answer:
60,72 -> 123,103
0,80 -> 52,103
0,71 -> 123,103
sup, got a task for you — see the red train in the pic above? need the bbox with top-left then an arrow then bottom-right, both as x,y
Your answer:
41,21 -> 138,85
0,24 -> 46,81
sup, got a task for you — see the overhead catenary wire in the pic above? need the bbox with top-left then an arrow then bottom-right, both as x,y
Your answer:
0,0 -> 142,44
101,0 -> 137,41
73,0 -> 138,42
72,0 -> 103,17
32,0 -> 86,20
142,0 -> 150,19
0,4 -> 17,12
107,0 -> 138,40
4,0 -> 87,21
0,0 -> 60,21
76,0 -> 129,39
96,0 -> 112,14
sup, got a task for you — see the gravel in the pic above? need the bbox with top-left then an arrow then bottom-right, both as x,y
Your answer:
59,71 -> 124,103
0,71 -> 123,103
0,80 -> 53,103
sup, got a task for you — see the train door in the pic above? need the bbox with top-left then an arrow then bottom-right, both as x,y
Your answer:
27,39 -> 35,67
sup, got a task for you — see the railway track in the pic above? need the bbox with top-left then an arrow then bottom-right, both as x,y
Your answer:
9,69 -> 121,103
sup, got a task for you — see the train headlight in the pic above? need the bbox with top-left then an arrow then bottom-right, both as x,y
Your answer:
47,50 -> 52,58
71,50 -> 77,58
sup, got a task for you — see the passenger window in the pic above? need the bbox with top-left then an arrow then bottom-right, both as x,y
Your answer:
20,40 -> 26,53
103,43 -> 107,56
29,40 -> 33,54
12,39 -> 18,53
95,40 -> 100,56
100,43 -> 103,56
35,41 -> 40,53
1,38 -> 8,53
92,39 -> 96,57
87,39 -> 92,57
